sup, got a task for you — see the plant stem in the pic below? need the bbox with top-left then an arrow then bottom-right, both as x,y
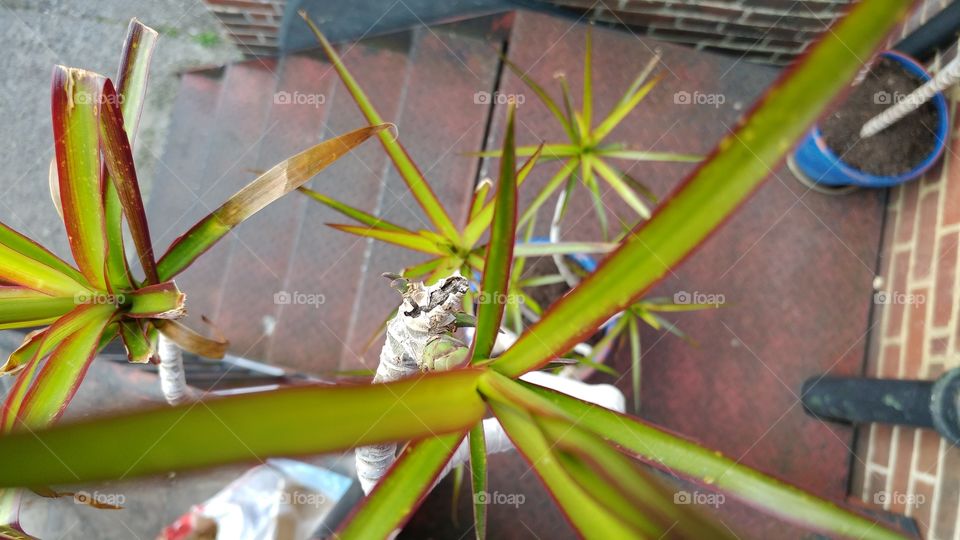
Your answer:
157,332 -> 190,405
356,274 -> 469,494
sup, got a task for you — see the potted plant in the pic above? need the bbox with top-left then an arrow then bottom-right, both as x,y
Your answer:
791,49 -> 949,190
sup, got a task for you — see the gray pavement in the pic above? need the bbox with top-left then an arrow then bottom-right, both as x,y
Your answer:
0,0 -> 240,260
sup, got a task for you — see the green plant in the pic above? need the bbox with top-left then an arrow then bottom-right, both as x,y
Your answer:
0,2 -> 914,538
476,29 -> 700,239
0,17 -> 380,472
297,13 -> 614,289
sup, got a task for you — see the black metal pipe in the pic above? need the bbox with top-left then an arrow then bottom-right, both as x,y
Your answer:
802,368 -> 960,445
894,0 -> 960,62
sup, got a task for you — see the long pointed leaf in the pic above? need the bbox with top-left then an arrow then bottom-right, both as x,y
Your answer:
628,317 -> 641,413
582,28 -> 593,131
601,149 -> 701,163
298,187 -> 407,232
336,432 -> 464,539
469,143 -> 577,160
501,56 -> 576,142
14,304 -> 115,430
524,382 -> 906,540
463,145 -> 541,247
592,75 -> 662,143
513,242 -> 616,257
0,288 -> 75,330
492,0 -> 912,378
0,304 -> 116,380
488,400 -> 640,538
125,282 -> 185,319
468,422 -> 487,540
115,18 -> 158,144
592,157 -> 651,219
118,320 -> 154,363
100,79 -> 158,284
0,241 -> 90,297
535,414 -> 728,539
328,224 -> 445,256
471,105 -> 517,363
300,13 -> 460,242
518,158 -> 578,228
0,369 -> 486,487
0,222 -> 86,286
157,124 -> 386,280
52,66 -> 108,290
101,19 -> 158,290
468,179 -> 492,222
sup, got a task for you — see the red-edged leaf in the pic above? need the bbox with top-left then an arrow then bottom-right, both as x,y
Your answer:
100,19 -> 158,290
157,124 -> 387,281
487,400 -> 640,538
114,18 -> 157,145
298,187 -> 408,232
118,320 -> 154,363
125,281 -> 185,319
0,221 -> 86,287
0,369 -> 485,486
336,432 -> 465,538
6,304 -> 115,431
471,105 -> 517,362
99,79 -> 158,284
0,287 -> 75,330
468,422 -> 488,540
328,224 -> 446,256
299,13 -> 461,242
51,66 -> 108,290
524,381 -> 908,540
462,144 -> 541,248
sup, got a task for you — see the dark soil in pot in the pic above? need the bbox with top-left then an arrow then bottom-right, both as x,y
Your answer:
821,56 -> 940,176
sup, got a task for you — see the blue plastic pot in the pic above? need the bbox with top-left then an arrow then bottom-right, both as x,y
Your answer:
793,50 -> 948,188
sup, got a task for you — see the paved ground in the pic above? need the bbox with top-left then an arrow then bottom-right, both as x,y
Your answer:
0,0 -> 239,260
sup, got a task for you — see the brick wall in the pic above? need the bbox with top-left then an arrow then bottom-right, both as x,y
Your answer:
203,0 -> 285,56
549,0 -> 853,64
852,2 -> 960,538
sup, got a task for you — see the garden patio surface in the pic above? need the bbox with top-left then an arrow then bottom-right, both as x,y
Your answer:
2,7 -> 927,540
